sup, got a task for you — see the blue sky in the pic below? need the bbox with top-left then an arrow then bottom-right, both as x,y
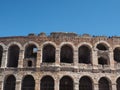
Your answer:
0,0 -> 120,37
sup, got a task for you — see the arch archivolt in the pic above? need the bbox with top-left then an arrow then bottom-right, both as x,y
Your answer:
41,41 -> 57,49
23,41 -> 39,50
113,45 -> 120,50
78,74 -> 113,84
59,42 -> 75,50
2,73 -> 35,81
20,73 -> 36,81
3,74 -> 16,81
79,75 -> 94,83
77,42 -> 92,49
114,75 -> 120,83
94,40 -> 112,51
59,74 -> 74,81
97,75 -> 112,84
0,43 -> 7,50
40,74 -> 55,81
7,42 -> 22,50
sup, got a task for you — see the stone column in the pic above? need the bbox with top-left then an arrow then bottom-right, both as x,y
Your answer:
35,79 -> 40,90
74,82 -> 79,90
18,50 -> 24,68
55,48 -> 60,66
112,83 -> 117,90
74,48 -> 78,66
74,48 -> 78,72
109,50 -> 115,70
94,83 -> 99,90
16,80 -> 21,90
0,81 -> 4,90
39,49 -> 42,65
92,49 -> 98,69
74,77 -> 79,90
36,50 -> 41,68
55,78 -> 59,90
1,49 -> 8,68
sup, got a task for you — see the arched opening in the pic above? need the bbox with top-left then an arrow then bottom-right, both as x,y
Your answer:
97,43 -> 108,50
60,76 -> 73,90
25,44 -> 38,59
4,75 -> 16,90
117,77 -> 120,90
99,77 -> 111,90
79,76 -> 93,90
60,45 -> 73,63
24,44 -> 38,67
98,57 -> 109,65
40,76 -> 54,90
42,44 -> 55,63
114,47 -> 120,62
0,45 -> 3,67
79,45 -> 91,64
7,45 -> 20,67
28,61 -> 32,67
22,75 -> 35,90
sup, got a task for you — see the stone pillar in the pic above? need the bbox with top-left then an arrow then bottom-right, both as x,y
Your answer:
112,83 -> 117,90
74,82 -> 79,90
109,50 -> 115,70
74,48 -> 78,66
94,83 -> 99,90
92,49 -> 98,69
35,79 -> 40,90
0,81 -> 4,90
1,50 -> 8,68
55,78 -> 59,90
74,48 -> 78,72
74,77 -> 79,90
39,49 -> 42,65
55,48 -> 60,66
36,50 -> 41,68
16,80 -> 21,90
18,50 -> 24,68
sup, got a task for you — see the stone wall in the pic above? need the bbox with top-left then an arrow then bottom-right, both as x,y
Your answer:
0,32 -> 120,90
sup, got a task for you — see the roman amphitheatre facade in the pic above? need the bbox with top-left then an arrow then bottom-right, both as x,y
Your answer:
0,32 -> 120,90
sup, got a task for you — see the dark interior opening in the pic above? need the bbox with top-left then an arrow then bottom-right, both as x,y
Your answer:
7,45 -> 20,67
98,57 -> 108,65
42,44 -> 55,63
97,44 -> 108,50
60,45 -> 73,63
60,76 -> 73,90
79,45 -> 91,64
114,48 -> 120,62
22,75 -> 35,90
28,61 -> 32,67
4,75 -> 16,90
40,76 -> 54,90
117,77 -> 120,90
79,76 -> 92,90
99,77 -> 111,90
25,44 -> 37,59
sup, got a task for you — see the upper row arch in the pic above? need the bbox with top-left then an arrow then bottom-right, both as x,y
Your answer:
7,42 -> 22,50
23,41 -> 40,50
94,40 -> 112,50
59,42 -> 75,50
0,43 -> 7,50
0,40 -> 113,51
41,41 -> 57,49
77,42 -> 92,49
